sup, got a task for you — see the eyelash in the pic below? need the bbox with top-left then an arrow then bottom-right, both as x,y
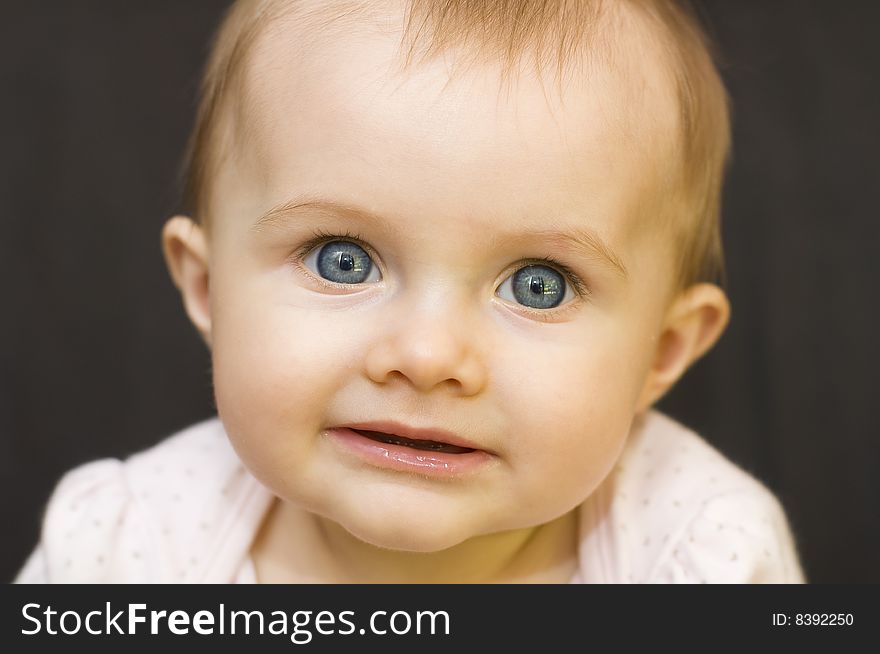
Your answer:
292,228 -> 591,305
294,228 -> 371,264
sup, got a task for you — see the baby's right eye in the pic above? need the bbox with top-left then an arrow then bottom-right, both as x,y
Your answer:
302,239 -> 382,285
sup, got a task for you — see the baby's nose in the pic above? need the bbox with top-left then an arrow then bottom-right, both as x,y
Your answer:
363,293 -> 488,396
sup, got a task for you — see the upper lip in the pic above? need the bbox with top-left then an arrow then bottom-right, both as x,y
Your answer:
336,421 -> 489,453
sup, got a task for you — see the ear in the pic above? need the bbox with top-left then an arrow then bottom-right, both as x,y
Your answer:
636,283 -> 730,411
161,215 -> 212,346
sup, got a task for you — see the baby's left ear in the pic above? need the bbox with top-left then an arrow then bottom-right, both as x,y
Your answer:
636,283 -> 731,411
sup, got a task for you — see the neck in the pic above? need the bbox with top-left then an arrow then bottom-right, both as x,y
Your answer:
253,500 -> 580,584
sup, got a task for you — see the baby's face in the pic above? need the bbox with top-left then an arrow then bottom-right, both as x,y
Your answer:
204,8 -> 681,551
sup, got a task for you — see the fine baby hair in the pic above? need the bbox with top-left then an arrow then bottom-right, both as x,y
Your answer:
17,0 -> 803,584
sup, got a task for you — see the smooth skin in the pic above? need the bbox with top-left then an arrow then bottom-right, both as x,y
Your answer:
163,2 -> 729,583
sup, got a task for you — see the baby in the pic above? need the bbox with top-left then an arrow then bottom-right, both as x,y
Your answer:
17,0 -> 804,583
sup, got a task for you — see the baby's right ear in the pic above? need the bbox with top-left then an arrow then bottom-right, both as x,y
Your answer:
161,216 -> 212,347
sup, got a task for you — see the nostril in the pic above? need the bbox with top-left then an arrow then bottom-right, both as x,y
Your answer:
363,331 -> 487,396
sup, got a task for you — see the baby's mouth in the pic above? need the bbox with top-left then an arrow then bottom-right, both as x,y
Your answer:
350,429 -> 476,454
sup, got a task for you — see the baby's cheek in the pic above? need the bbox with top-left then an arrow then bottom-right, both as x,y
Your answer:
506,345 -> 633,491
211,336 -> 326,489
211,299 -> 370,448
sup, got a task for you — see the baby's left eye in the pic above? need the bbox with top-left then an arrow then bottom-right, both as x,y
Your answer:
496,264 -> 576,310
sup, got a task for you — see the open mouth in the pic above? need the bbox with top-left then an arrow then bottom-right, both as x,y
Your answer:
350,429 -> 476,454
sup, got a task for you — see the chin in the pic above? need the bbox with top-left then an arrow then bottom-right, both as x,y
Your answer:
335,507 -> 476,553
349,529 -> 467,554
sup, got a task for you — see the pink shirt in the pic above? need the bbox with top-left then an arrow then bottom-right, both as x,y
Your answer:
15,410 -> 804,583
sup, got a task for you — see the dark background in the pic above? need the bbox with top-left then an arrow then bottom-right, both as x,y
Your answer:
1,1 -> 877,583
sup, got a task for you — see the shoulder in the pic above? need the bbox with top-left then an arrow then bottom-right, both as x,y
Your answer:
577,411 -> 805,583
15,418 -> 273,583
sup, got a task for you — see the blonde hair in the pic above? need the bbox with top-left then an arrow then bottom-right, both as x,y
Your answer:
179,0 -> 730,288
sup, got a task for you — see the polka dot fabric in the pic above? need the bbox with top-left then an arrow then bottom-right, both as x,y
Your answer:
15,420 -> 274,583
572,412 -> 804,583
15,411 -> 804,583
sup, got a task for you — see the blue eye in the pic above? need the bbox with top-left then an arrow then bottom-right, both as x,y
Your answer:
496,264 -> 572,310
304,240 -> 381,284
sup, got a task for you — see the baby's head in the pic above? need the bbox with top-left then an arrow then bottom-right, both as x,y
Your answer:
163,0 -> 731,553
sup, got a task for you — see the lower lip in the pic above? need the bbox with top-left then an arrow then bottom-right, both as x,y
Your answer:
325,427 -> 495,477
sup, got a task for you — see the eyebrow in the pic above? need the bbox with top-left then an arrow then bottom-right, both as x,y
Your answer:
252,196 -> 628,279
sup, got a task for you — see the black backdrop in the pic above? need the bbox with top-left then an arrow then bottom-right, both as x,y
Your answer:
1,1 -> 877,584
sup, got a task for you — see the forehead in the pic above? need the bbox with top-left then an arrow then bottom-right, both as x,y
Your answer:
221,1 -> 679,249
